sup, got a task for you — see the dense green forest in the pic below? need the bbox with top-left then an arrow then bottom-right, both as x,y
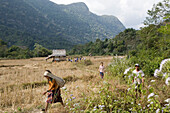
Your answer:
68,28 -> 139,56
0,40 -> 51,59
0,0 -> 125,49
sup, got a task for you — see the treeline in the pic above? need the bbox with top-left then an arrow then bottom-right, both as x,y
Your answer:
68,28 -> 139,56
69,0 -> 170,75
0,40 -> 51,59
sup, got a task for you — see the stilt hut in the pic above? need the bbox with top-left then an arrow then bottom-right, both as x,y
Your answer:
46,49 -> 66,62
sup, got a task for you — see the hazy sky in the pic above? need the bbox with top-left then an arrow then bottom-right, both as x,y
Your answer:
50,0 -> 163,29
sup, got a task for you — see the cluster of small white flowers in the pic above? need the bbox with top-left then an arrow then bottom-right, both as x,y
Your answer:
147,93 -> 155,99
73,103 -> 80,107
124,67 -> 132,74
164,98 -> 170,103
127,88 -> 131,92
165,77 -> 170,85
159,59 -> 170,72
98,105 -> 105,109
150,80 -> 156,82
103,81 -> 107,84
154,58 -> 170,78
70,108 -> 75,110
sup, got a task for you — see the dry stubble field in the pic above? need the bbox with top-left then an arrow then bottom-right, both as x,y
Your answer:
0,56 -> 113,113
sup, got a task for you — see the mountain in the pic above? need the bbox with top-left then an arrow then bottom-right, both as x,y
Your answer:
0,0 -> 125,49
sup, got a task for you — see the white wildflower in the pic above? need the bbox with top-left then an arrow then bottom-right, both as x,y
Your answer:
147,93 -> 155,99
70,108 -> 74,110
103,81 -> 107,84
162,73 -> 167,78
159,59 -> 170,72
73,103 -> 79,107
98,105 -> 105,109
150,102 -> 153,104
94,106 -> 97,109
148,85 -> 151,88
156,108 -> 160,113
155,95 -> 159,98
150,80 -> 156,82
164,98 -> 170,103
72,97 -> 76,99
127,88 -> 131,92
138,103 -> 141,106
148,99 -> 151,102
129,108 -> 132,111
154,69 -> 160,77
124,67 -> 132,74
93,108 -> 97,111
128,74 -> 132,78
165,77 -> 170,85
164,104 -> 170,106
135,86 -> 137,89
61,86 -> 67,90
147,104 -> 150,107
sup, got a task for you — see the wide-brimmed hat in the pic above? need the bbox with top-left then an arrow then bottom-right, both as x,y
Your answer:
44,71 -> 65,87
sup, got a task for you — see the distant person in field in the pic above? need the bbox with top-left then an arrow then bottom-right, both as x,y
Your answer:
42,70 -> 64,112
132,64 -> 144,98
99,62 -> 105,79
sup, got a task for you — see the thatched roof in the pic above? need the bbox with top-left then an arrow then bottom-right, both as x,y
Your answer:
46,49 -> 66,60
51,49 -> 66,56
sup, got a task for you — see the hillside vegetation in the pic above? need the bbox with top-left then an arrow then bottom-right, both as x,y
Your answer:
0,0 -> 125,49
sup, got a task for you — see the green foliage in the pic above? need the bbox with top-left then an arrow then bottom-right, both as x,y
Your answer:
0,40 -> 51,59
107,57 -> 131,78
33,43 -> 52,57
0,39 -> 7,57
0,0 -> 125,49
68,28 -> 138,56
63,57 -> 170,112
144,0 -> 170,25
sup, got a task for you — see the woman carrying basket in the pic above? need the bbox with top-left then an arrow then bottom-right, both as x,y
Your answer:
42,70 -> 64,112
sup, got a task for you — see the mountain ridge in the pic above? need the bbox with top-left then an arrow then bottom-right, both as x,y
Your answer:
0,0 -> 125,49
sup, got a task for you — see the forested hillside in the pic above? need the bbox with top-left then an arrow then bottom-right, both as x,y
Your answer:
68,28 -> 139,56
0,0 -> 125,49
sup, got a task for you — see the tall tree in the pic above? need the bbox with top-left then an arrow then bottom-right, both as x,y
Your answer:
144,0 -> 170,25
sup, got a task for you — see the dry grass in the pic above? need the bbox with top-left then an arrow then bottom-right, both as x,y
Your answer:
0,56 -> 113,113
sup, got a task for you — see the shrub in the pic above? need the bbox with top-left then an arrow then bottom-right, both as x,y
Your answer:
83,59 -> 93,66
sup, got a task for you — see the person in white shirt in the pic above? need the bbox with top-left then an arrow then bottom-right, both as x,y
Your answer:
132,64 -> 144,98
99,62 -> 104,79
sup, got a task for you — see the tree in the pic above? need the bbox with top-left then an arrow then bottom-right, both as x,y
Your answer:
144,0 -> 170,25
33,43 -> 52,57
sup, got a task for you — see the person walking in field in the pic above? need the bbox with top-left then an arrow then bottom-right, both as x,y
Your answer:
99,62 -> 105,79
42,70 -> 64,112
132,64 -> 144,98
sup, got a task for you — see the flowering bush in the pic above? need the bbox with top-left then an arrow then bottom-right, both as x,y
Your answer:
62,58 -> 170,112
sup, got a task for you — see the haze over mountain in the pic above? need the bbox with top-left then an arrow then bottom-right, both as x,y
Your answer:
0,0 -> 125,49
